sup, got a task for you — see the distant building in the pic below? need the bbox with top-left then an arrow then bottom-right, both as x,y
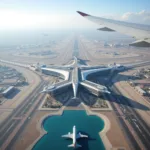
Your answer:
144,74 -> 149,79
135,86 -> 146,96
2,86 -> 15,97
144,68 -> 150,72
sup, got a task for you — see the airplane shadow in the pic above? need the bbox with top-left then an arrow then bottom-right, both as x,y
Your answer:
64,131 -> 95,150
77,131 -> 96,150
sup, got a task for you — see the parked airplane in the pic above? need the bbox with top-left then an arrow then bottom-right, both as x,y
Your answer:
62,126 -> 88,148
77,11 -> 150,47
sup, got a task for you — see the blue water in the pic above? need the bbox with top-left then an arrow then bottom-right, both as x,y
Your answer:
32,110 -> 105,150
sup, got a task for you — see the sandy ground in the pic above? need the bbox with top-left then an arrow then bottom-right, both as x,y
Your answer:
1,35 -> 147,150
113,71 -> 150,127
0,37 -> 74,66
82,103 -> 130,150
78,37 -> 150,66
0,63 -> 41,124
101,112 -> 131,150
12,110 -> 62,150
13,103 -> 131,150
2,35 -> 150,67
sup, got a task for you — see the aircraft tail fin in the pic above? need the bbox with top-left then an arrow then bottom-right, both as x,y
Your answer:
68,143 -> 82,148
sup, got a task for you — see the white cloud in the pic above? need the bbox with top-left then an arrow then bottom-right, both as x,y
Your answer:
1,9 -> 149,30
0,9 -> 98,30
121,10 -> 150,24
0,9 -> 66,29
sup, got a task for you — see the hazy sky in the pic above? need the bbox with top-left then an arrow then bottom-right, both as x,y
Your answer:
0,0 -> 150,30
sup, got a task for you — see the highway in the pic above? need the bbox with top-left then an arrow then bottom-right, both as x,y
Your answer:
92,79 -> 140,150
0,38 -> 74,150
78,38 -> 150,149
91,72 -> 150,150
109,85 -> 150,149
0,77 -> 48,150
79,38 -> 150,149
1,37 -> 150,150
106,94 -> 141,150
94,70 -> 150,150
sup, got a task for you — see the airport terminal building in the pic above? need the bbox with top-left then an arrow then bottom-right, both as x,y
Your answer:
41,61 -> 112,97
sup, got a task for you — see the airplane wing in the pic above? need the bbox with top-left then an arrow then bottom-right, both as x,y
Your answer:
62,133 -> 73,139
76,132 -> 88,139
77,11 -> 150,47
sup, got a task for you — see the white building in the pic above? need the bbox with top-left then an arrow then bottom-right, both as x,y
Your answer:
135,86 -> 146,95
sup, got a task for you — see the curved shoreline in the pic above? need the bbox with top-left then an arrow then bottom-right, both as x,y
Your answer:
27,104 -> 112,150
26,109 -> 63,150
82,103 -> 112,150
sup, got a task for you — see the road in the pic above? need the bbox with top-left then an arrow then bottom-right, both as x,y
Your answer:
109,85 -> 150,149
0,37 -> 75,150
1,37 -> 150,150
90,71 -> 150,150
0,77 -> 48,150
94,70 -> 150,150
78,39 -> 150,149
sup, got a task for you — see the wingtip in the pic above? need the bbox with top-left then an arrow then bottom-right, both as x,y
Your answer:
77,11 -> 90,16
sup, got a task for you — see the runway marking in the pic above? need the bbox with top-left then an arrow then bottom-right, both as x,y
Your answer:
0,108 -> 14,112
12,117 -> 23,120
5,122 -> 15,135
111,95 -> 146,150
1,93 -> 44,150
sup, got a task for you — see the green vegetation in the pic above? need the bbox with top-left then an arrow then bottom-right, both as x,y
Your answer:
92,98 -> 108,108
43,95 -> 63,108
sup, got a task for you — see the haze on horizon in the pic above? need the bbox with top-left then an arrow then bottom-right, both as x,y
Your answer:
0,0 -> 150,31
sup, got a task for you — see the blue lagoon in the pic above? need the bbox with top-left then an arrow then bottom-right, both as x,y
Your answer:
33,110 -> 105,150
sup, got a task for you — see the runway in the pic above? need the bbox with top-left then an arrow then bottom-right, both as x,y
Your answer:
0,78 -> 48,150
109,85 -> 150,149
100,71 -> 150,150
1,37 -> 150,150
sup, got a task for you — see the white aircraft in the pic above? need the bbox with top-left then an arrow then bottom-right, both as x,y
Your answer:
77,11 -> 150,47
62,126 -> 88,148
